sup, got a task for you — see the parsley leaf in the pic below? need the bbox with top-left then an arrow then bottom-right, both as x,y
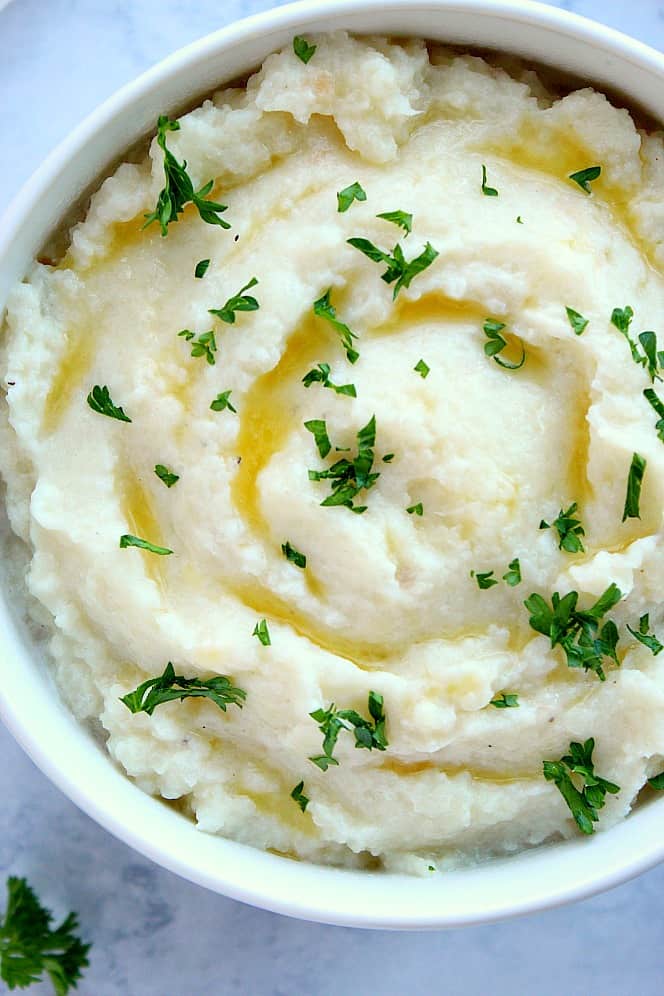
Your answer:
524,584 -> 622,681
472,570 -> 498,590
347,237 -> 439,299
481,164 -> 498,196
119,534 -> 173,556
312,290 -> 359,363
414,358 -> 430,378
0,876 -> 90,995
121,661 -> 245,716
309,691 -> 388,769
543,737 -> 619,834
194,259 -> 210,279
648,772 -> 664,790
376,210 -> 412,235
490,693 -> 519,708
483,319 -> 525,370
569,166 -> 601,194
210,390 -> 237,413
540,502 -> 585,553
622,452 -> 646,521
209,277 -> 259,325
307,415 -> 380,513
143,116 -> 230,236
502,558 -> 522,586
87,385 -> 132,422
337,182 -> 366,213
407,502 -> 423,516
382,453 -> 395,463
293,35 -> 316,63
627,613 -> 662,656
154,464 -> 179,488
252,618 -> 271,646
282,541 -> 306,569
290,781 -> 309,812
566,307 -> 589,336
644,388 -> 664,442
302,363 -> 356,397
611,307 -> 662,381
304,419 -> 332,459
178,328 -> 217,365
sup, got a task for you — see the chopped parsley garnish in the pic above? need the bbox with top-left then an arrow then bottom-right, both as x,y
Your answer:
649,772 -> 664,790
282,541 -> 306,569
252,618 -> 271,646
483,319 -> 526,370
376,210 -> 412,235
313,290 -> 359,364
210,390 -> 236,413
568,166 -> 601,194
481,164 -> 498,196
524,583 -> 622,681
178,328 -> 217,365
337,182 -> 366,213
143,116 -> 230,236
347,237 -> 439,300
407,502 -> 423,516
154,464 -> 179,488
540,502 -> 585,553
566,307 -> 589,336
382,453 -> 395,463
120,661 -> 245,716
622,452 -> 646,521
626,613 -> 662,656
644,388 -> 664,442
611,307 -> 663,381
490,693 -> 519,708
516,216 -> 524,224
209,277 -> 259,325
309,691 -> 387,770
543,737 -> 619,834
0,876 -> 90,995
472,570 -> 498,590
293,35 -> 316,63
502,558 -> 522,587
414,358 -> 430,378
307,415 -> 380,513
302,363 -> 356,397
119,534 -> 173,556
290,781 -> 309,812
194,259 -> 210,279
87,385 -> 132,422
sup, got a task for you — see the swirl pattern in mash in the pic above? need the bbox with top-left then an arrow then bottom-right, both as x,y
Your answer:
2,33 -> 664,872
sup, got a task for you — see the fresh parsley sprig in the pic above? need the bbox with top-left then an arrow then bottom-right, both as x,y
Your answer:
302,363 -> 356,397
611,307 -> 663,382
347,237 -> 438,300
337,182 -> 366,213
376,210 -> 412,235
143,116 -> 230,236
119,534 -> 173,556
87,385 -> 132,423
209,278 -> 259,325
307,415 -> 380,514
178,328 -> 217,365
121,661 -> 245,716
502,558 -> 522,587
544,738 -> 619,834
540,502 -> 585,553
210,391 -> 236,413
312,290 -> 359,363
483,319 -> 525,370
0,876 -> 90,994
309,691 -> 387,770
626,613 -> 663,656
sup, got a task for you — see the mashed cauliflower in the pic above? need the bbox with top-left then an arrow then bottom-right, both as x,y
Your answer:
2,33 -> 664,872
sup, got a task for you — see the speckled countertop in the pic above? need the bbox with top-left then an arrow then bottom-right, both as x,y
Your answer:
1,2 -> 664,993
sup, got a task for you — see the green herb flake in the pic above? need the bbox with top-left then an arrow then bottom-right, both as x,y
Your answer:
290,781 -> 309,812
194,258 -> 210,279
543,737 -> 619,834
516,216 -> 524,224
626,613 -> 663,656
540,502 -> 585,553
481,164 -> 498,196
483,319 -> 525,370
313,289 -> 359,363
644,388 -> 664,443
293,35 -> 316,63
337,182 -> 366,213
376,210 -> 412,235
209,277 -> 259,325
382,453 -> 395,463
569,166 -> 602,194
414,358 -> 430,378
282,541 -> 306,569
210,390 -> 237,413
143,116 -> 230,236
622,452 -> 646,521
304,419 -> 332,459
178,328 -> 217,365
648,772 -> 664,790
119,534 -> 173,556
121,661 -> 245,716
302,362 -> 356,397
611,307 -> 663,381
309,691 -> 388,770
472,570 -> 498,590
566,307 -> 589,336
407,502 -> 423,516
347,238 -> 439,300
307,415 -> 380,514
154,464 -> 179,488
490,692 -> 519,708
87,385 -> 132,422
502,558 -> 522,587
252,618 -> 271,647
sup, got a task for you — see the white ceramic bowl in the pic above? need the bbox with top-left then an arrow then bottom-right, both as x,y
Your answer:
1,0 -> 663,929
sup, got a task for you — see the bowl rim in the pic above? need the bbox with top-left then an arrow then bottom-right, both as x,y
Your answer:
1,0 -> 664,929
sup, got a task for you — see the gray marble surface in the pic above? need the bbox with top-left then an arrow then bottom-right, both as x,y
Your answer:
1,1 -> 664,993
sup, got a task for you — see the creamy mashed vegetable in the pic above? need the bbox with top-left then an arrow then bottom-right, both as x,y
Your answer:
2,33 -> 664,872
